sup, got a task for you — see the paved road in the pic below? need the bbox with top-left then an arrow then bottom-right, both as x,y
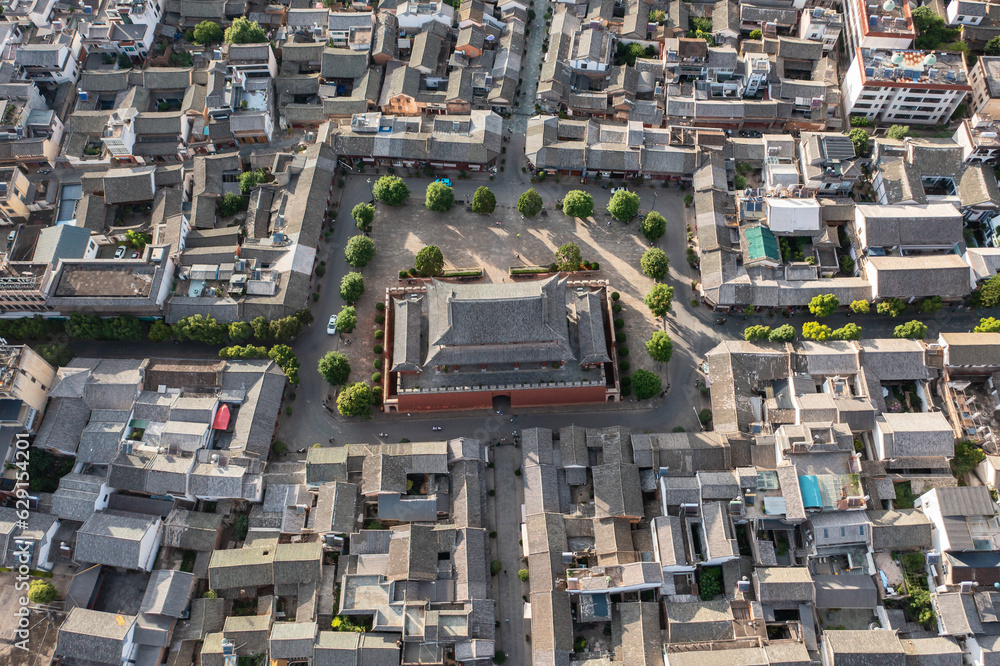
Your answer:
492,443 -> 527,665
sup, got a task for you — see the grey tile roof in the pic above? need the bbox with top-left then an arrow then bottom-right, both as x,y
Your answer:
619,602 -> 660,665
312,481 -> 360,535
665,598 -> 735,642
651,515 -> 686,567
869,254 -> 972,300
824,630 -> 906,666
936,591 -> 981,636
103,166 -> 156,204
140,569 -> 196,618
78,420 -> 127,465
55,609 -> 135,666
814,574 -> 877,609
386,524 -> 439,581
900,636 -> 963,666
51,471 -> 103,522
274,541 -> 323,584
867,509 -> 932,551
164,508 -> 223,551
424,276 -> 574,367
33,224 -> 91,266
208,546 -> 274,589
391,294 -> 423,372
877,412 -> 955,458
76,511 -> 158,569
321,48 -> 370,79
941,332 -> 1000,367
35,397 -> 90,455
933,485 -> 996,516
314,631 -> 400,666
523,462 -> 560,517
856,203 -> 963,248
592,462 -> 642,519
270,621 -> 317,659
15,43 -> 65,68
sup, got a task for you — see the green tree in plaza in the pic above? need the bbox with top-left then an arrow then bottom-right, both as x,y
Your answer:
555,243 -> 583,272
218,192 -> 246,216
415,245 -> 445,276
849,299 -> 870,314
345,235 -> 376,267
318,351 -> 351,386
372,175 -> 410,206
125,229 -> 152,251
337,382 -> 375,417
607,190 -> 640,221
425,181 -> 454,212
848,128 -> 869,157
917,297 -> 942,314
269,344 -> 300,384
640,248 -> 669,279
974,274 -> 1000,308
518,188 -> 543,217
28,580 -> 57,604
644,283 -> 674,319
561,190 -> 594,219
335,306 -> 357,334
641,211 -> 666,241
148,321 -> 172,342
340,271 -> 365,303
172,314 -> 227,344
471,186 -> 496,214
645,331 -> 674,363
886,124 -> 910,140
352,202 -> 375,231
632,369 -> 662,399
238,168 -> 268,194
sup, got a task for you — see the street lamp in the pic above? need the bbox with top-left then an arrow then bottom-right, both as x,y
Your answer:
366,177 -> 374,203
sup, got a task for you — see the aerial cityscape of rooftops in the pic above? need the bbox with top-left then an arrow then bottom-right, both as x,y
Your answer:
9,0 -> 1000,662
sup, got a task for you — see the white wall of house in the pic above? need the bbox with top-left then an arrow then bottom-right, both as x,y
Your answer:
34,518 -> 59,570
946,0 -> 983,25
914,489 -> 949,553
137,519 -> 163,572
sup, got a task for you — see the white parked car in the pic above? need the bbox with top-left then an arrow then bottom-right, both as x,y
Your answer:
610,187 -> 631,195
114,246 -> 127,259
327,314 -> 338,335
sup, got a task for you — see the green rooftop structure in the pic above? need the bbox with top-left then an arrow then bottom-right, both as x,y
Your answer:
745,225 -> 781,264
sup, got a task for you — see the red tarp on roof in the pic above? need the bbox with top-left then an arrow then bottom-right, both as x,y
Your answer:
213,403 -> 231,430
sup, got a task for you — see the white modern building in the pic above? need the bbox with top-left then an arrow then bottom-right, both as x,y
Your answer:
799,7 -> 843,52
842,49 -> 970,125
842,0 -> 916,53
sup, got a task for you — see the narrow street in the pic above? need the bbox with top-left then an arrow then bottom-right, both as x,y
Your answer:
490,443 -> 527,666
